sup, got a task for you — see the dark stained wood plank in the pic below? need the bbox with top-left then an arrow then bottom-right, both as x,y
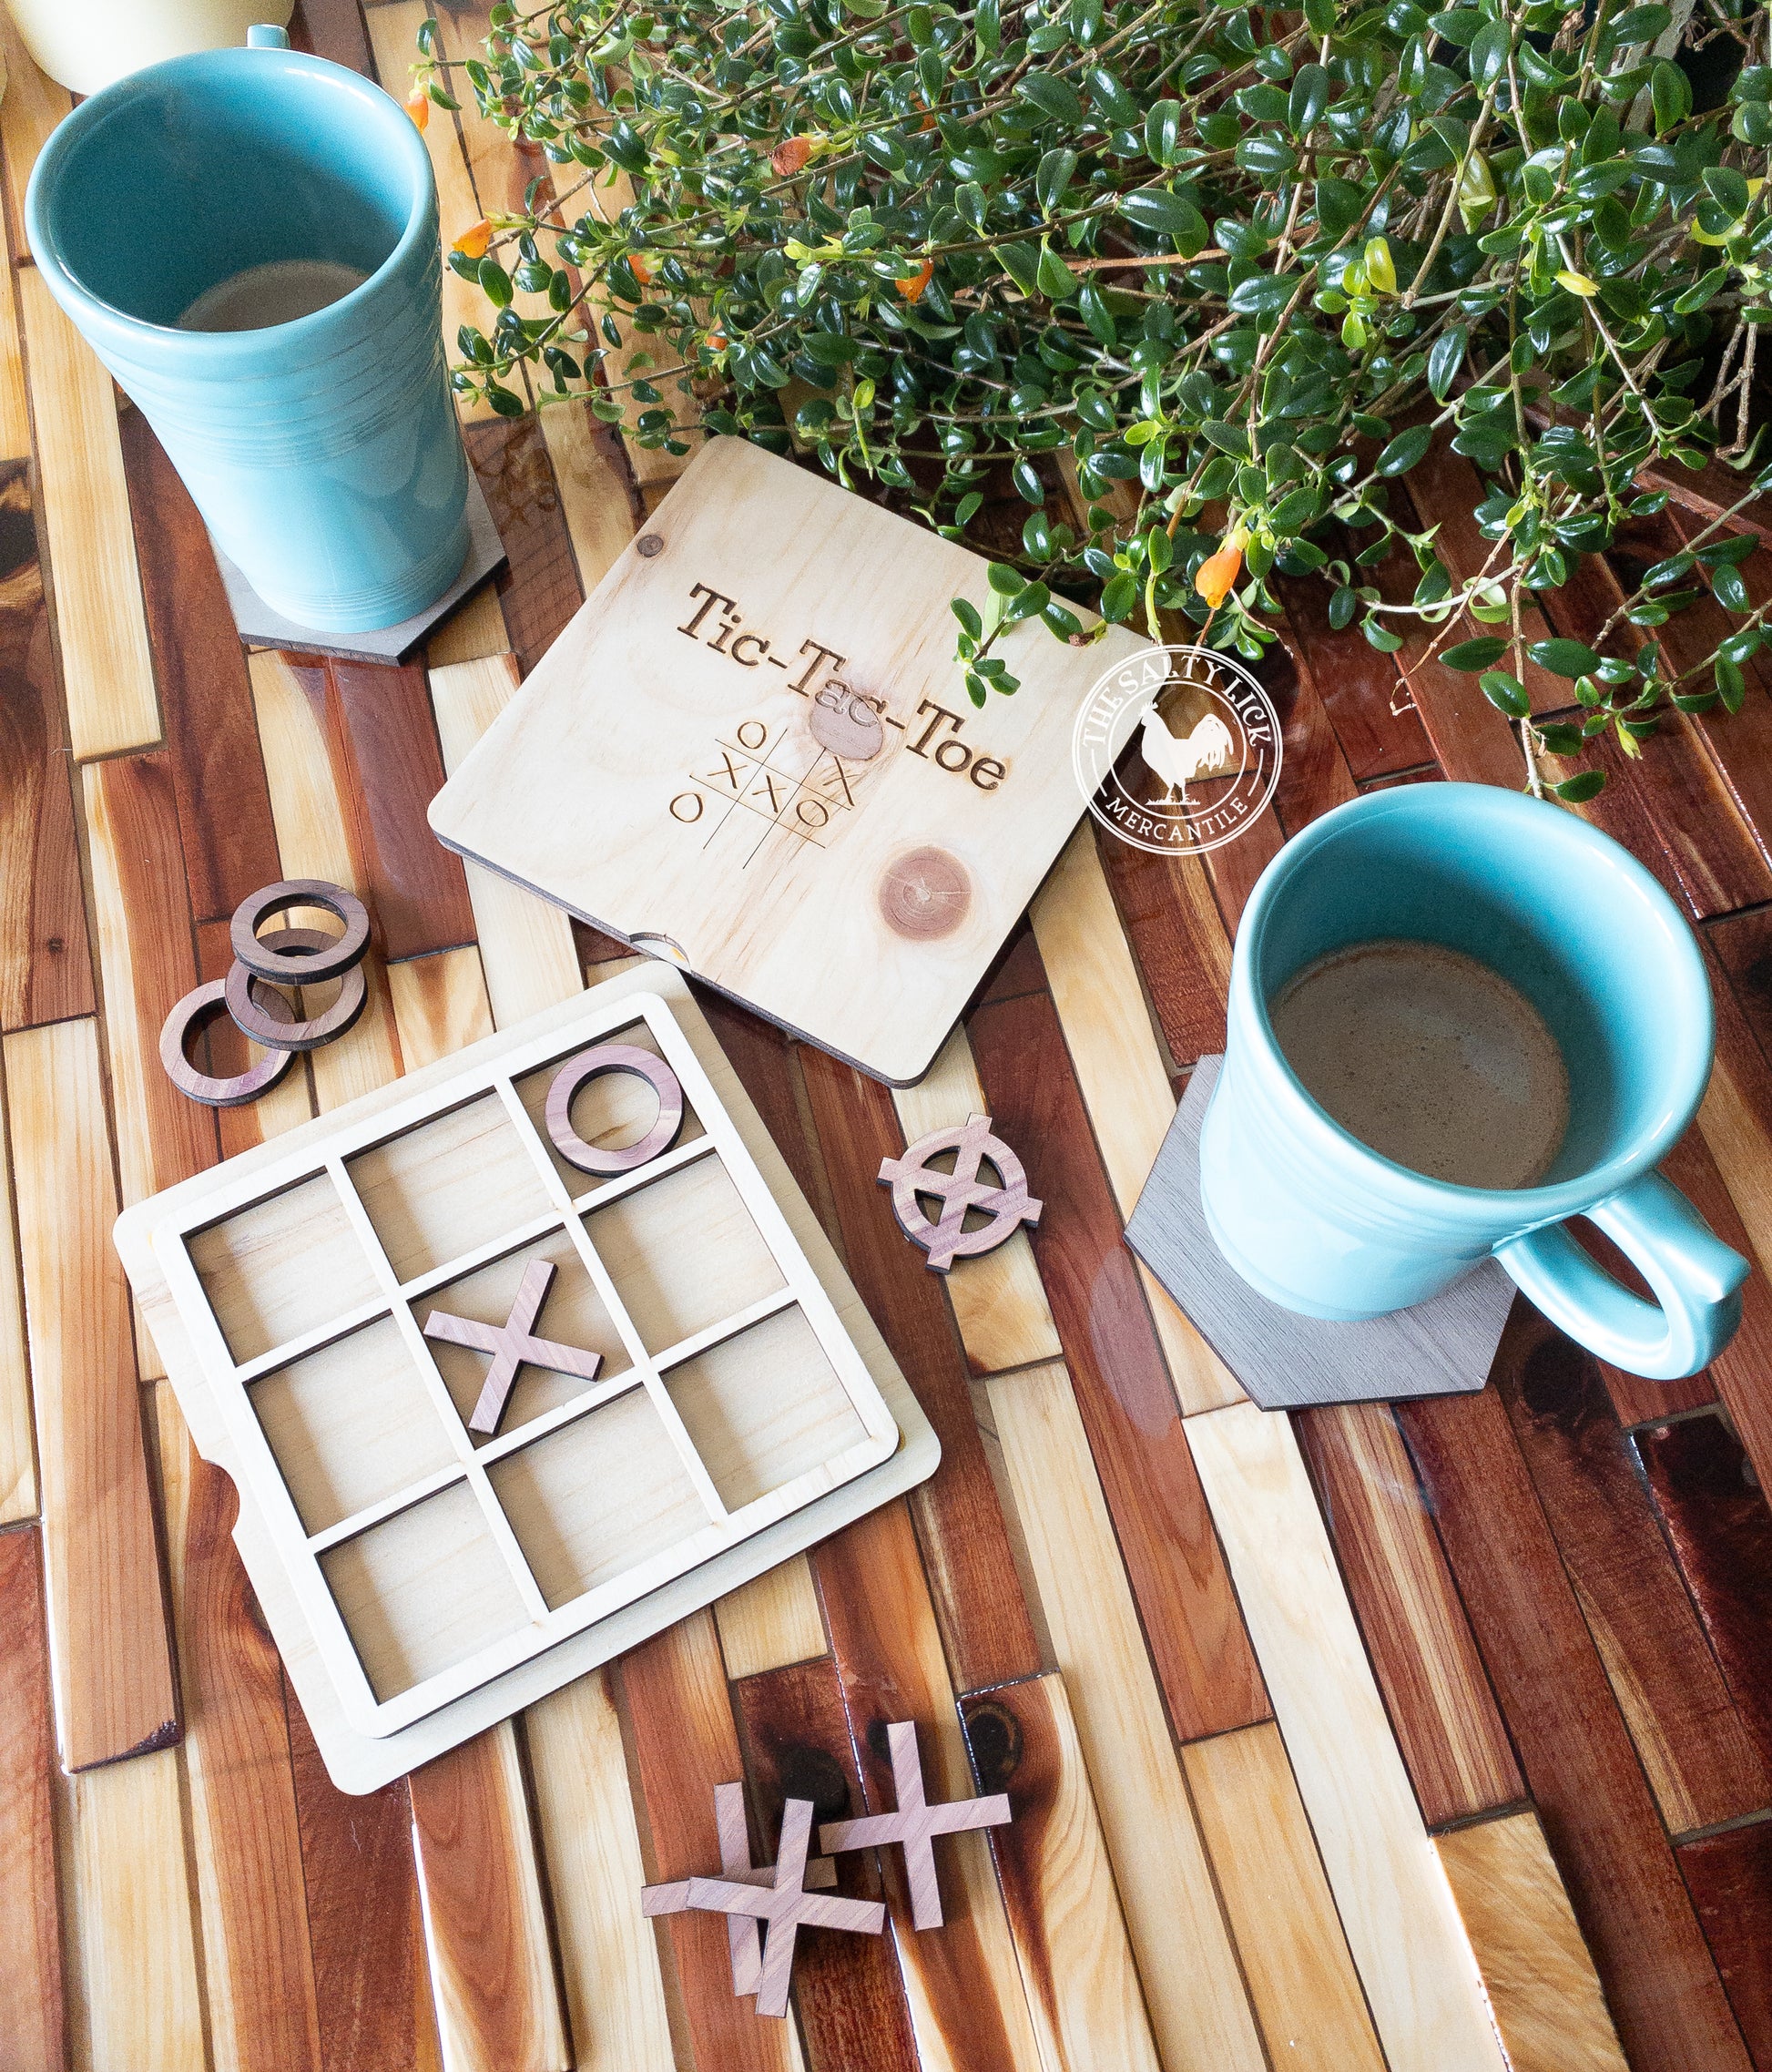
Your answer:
329,663 -> 476,961
1092,827 -> 1229,1069
1267,625 -> 1359,837
1399,1318 -> 1754,2072
286,1689 -> 436,2072
464,417 -> 586,679
0,458 -> 94,1029
117,403 -> 281,924
1680,1819 -> 1772,2068
290,0 -> 373,72
1296,1402 -> 1523,1830
0,1525 -> 66,2072
619,1610 -> 799,2072
797,1046 -> 1042,1695
1274,565 -> 1434,781
1707,905 -> 1772,1061
973,916 -> 1047,1009
732,1657 -> 922,2072
1635,1410 -> 1772,1781
970,986 -> 1270,1742
695,988 -> 837,1240
1493,1323 -> 1769,1836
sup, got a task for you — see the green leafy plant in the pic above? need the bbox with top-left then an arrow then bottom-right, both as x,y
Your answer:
418,0 -> 1772,799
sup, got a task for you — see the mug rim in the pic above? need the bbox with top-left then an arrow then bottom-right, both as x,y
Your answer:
1231,781 -> 1715,1218
24,44 -> 433,351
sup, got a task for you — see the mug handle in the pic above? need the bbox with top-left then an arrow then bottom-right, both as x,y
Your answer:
1494,1170 -> 1748,1380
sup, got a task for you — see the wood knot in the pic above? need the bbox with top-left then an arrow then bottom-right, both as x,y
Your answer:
774,1745 -> 852,1822
878,847 -> 970,941
960,1699 -> 1022,1793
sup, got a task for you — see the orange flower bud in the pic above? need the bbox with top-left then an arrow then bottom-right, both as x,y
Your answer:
771,135 -> 816,177
897,258 -> 934,303
404,88 -> 430,131
628,253 -> 655,285
453,219 -> 493,260
1195,531 -> 1246,608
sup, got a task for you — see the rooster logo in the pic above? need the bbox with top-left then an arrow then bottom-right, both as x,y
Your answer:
1138,704 -> 1236,803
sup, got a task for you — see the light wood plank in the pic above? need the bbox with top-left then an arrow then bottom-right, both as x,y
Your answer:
891,1027 -> 1061,1378
5,1017 -> 177,1770
59,1749 -> 206,2072
1182,1722 -> 1388,2072
714,1558 -> 829,1679
1029,828 -> 1242,1412
985,1359 -> 1267,2072
0,1052 -> 36,1523
429,585 -> 512,668
539,402 -> 644,596
525,1669 -> 677,2072
0,1525 -> 66,2072
1436,1810 -> 1629,2072
961,1669 -> 1163,2072
15,271 -> 160,760
1186,1400 -> 1506,2072
0,251 -> 31,462
429,654 -> 584,1026
390,947 -> 497,1069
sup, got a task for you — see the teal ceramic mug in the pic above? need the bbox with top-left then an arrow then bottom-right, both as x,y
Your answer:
1197,782 -> 1747,1380
25,25 -> 470,633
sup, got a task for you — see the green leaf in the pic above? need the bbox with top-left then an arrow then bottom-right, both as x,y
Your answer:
1712,563 -> 1752,612
1553,771 -> 1607,802
1428,327 -> 1467,403
1019,74 -> 1082,124
1703,165 -> 1752,219
1442,636 -> 1510,671
998,242 -> 1042,297
1288,63 -> 1329,135
952,597 -> 983,638
1035,239 -> 1075,299
1650,60 -> 1691,135
478,257 -> 514,308
1376,424 -> 1433,476
1035,148 -> 1079,217
1119,189 -> 1207,251
986,562 -> 1026,596
1526,638 -> 1603,679
1480,669 -> 1531,718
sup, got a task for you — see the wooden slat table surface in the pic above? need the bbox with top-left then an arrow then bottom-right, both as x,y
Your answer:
4,7 -> 1771,2070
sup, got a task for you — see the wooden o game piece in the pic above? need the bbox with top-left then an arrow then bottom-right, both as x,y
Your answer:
686,1797 -> 885,2016
545,1043 -> 685,1177
422,1258 -> 603,1437
224,940 -> 369,1052
878,1113 -> 1043,1273
160,977 -> 298,1107
818,1720 -> 1011,1930
229,879 -> 371,984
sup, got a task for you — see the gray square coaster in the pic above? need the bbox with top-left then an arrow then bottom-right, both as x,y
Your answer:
1125,1056 -> 1513,1410
210,474 -> 507,665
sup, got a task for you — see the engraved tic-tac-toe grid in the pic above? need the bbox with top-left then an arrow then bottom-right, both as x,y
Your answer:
149,991 -> 901,1740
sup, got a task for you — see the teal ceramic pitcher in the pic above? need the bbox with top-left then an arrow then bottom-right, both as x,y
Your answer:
1197,782 -> 1748,1381
25,26 -> 470,633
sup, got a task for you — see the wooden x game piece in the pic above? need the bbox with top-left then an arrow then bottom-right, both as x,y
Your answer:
819,1720 -> 1011,1929
686,1798 -> 884,2016
638,1783 -> 836,1995
422,1259 -> 602,1435
878,1113 -> 1042,1273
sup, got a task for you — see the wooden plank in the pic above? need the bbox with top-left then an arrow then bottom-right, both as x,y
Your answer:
798,1046 -> 1042,1695
411,1726 -> 572,2072
1092,827 -> 1228,1071
890,1026 -> 1061,1380
330,663 -> 477,962
524,1669 -> 677,2072
429,655 -> 584,1026
1265,626 -> 1360,837
285,1689 -> 438,2072
5,1017 -> 178,1770
734,1656 -> 922,2072
388,947 -> 497,1068
1399,1336 -> 1754,2072
1274,566 -> 1433,781
0,2 -> 71,261
1437,1810 -> 1629,2072
0,232 -> 31,460
695,992 -> 835,1240
1180,1720 -> 1388,2072
1295,1402 -> 1523,1830
0,1053 -> 36,1524
540,401 -> 646,596
1186,1398 -> 1508,2072
428,585 -> 511,669
290,0 -> 375,71
810,1500 -> 1047,2072
1027,826 -> 1242,1414
619,1609 -> 801,2072
1635,1409 -> 1772,1779
117,403 -> 282,924
1680,1819 -> 1772,2069
1493,1321 -> 1768,1835
15,271 -> 161,760
959,1670 -> 1164,2072
982,1357 -> 1267,2072
0,1525 -> 66,2072
971,989 -> 1268,1744
153,1380 -> 324,2072
59,1750 -> 206,2072
464,416 -> 586,678
0,456 -> 97,1031
717,1561 -> 830,1679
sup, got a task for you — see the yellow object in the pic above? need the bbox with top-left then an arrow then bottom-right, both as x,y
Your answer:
2,0 -> 291,95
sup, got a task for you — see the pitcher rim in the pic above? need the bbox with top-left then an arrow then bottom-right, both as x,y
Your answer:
1229,781 -> 1715,1220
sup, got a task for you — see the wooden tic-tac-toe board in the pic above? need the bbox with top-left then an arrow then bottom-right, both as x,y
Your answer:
429,435 -> 1147,1084
115,967 -> 937,1791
